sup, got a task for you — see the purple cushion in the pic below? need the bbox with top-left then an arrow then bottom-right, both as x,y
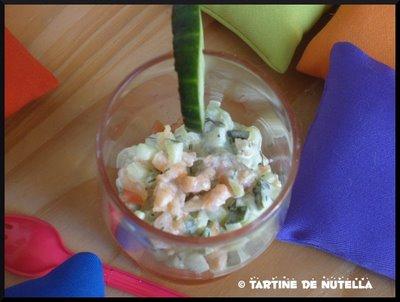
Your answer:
278,42 -> 395,279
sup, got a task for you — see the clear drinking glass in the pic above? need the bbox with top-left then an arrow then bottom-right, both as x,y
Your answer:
96,51 -> 301,280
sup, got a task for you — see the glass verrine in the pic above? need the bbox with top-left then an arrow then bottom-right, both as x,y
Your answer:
96,51 -> 301,280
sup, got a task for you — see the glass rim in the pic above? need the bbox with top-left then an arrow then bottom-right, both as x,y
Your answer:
96,50 -> 302,245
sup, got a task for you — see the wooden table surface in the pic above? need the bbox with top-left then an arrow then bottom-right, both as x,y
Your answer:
4,5 -> 395,297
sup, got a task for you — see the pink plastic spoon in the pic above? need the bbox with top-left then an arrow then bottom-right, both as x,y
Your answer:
4,214 -> 186,297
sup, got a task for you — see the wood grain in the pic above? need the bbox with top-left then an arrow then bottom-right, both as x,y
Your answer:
4,5 -> 395,297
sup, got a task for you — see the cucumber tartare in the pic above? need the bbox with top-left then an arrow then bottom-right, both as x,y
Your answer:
116,101 -> 282,238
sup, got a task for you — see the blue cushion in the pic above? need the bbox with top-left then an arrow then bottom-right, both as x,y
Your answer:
5,252 -> 105,297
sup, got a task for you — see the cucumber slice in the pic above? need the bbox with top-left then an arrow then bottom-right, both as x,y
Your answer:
172,5 -> 205,132
194,210 -> 209,230
184,253 -> 210,273
184,215 -> 198,235
228,178 -> 245,198
168,255 -> 185,269
253,178 -> 271,210
165,139 -> 183,164
135,143 -> 157,161
134,210 -> 146,220
225,222 -> 243,232
126,162 -> 150,182
226,206 -> 247,224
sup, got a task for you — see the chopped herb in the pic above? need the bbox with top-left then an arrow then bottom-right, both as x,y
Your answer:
227,130 -> 250,140
167,138 -> 180,143
225,198 -> 236,211
231,169 -> 238,179
146,173 -> 157,185
184,216 -> 197,235
189,160 -> 205,176
146,212 -> 159,222
226,206 -> 247,224
253,179 -> 270,210
201,220 -> 215,237
201,227 -> 211,237
205,118 -> 225,127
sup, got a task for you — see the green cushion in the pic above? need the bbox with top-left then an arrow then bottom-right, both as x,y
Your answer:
202,5 -> 328,73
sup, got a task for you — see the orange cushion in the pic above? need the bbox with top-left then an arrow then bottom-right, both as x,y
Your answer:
5,27 -> 58,118
297,5 -> 395,78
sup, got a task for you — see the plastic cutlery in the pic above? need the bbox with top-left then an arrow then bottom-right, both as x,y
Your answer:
4,214 -> 186,297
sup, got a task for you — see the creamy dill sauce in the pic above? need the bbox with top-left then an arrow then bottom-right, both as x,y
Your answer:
115,101 -> 282,238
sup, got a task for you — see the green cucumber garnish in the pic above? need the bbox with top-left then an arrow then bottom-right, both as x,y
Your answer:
172,5 -> 205,132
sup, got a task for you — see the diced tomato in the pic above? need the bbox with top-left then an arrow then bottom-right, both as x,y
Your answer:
151,120 -> 165,134
171,117 -> 183,131
122,189 -> 144,205
259,165 -> 270,175
151,117 -> 182,134
218,174 -> 230,187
